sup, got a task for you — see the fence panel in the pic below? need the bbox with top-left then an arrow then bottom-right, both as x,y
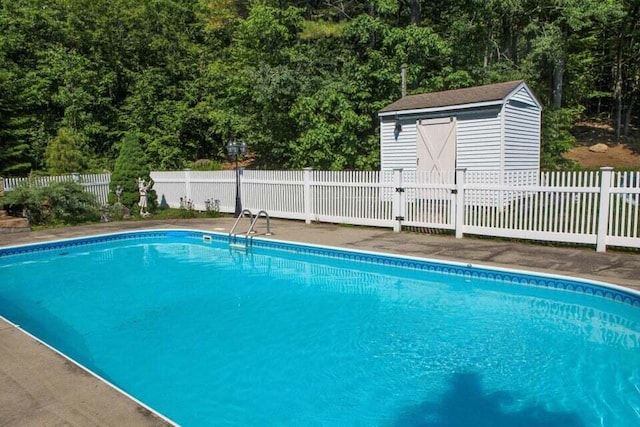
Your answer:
310,170 -> 395,227
242,170 -> 305,219
150,171 -> 235,212
463,170 -> 601,245
3,173 -> 111,206
608,171 -> 640,248
190,171 -> 236,212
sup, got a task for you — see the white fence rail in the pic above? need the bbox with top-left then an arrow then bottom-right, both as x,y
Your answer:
151,168 -> 640,252
3,173 -> 111,206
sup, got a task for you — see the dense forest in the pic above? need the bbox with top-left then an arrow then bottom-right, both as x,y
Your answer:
0,0 -> 638,176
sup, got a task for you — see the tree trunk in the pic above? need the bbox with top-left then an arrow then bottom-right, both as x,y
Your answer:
408,0 -> 421,24
613,39 -> 623,141
552,25 -> 569,109
552,57 -> 564,109
501,14 -> 517,63
623,95 -> 635,137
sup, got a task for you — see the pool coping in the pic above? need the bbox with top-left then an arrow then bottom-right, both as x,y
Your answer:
0,314 -> 179,426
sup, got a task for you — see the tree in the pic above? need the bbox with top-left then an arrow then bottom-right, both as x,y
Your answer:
109,133 -> 154,210
45,128 -> 87,174
0,65 -> 32,175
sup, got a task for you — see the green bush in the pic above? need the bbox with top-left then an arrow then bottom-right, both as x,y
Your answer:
1,181 -> 100,225
45,128 -> 88,174
187,159 -> 223,171
541,107 -> 583,170
110,134 -> 157,211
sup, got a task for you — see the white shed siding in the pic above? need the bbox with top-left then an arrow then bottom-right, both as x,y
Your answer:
381,108 -> 503,172
456,109 -> 502,171
380,118 -> 418,170
510,86 -> 539,107
504,101 -> 540,171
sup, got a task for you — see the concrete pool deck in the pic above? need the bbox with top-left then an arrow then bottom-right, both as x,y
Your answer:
1,217 -> 639,425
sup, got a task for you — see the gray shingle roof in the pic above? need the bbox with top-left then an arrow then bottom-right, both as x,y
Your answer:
379,80 -> 525,113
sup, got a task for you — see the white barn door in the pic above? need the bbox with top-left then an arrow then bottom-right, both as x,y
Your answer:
416,117 -> 456,173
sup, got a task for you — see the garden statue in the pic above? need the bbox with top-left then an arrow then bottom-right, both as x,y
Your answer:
115,185 -> 123,204
137,177 -> 153,217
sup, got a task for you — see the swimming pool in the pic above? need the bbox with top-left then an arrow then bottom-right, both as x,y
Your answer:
0,229 -> 639,426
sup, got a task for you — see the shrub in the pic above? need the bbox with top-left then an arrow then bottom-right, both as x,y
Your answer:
45,128 -> 88,174
110,134 -> 157,211
188,159 -> 223,171
541,106 -> 583,170
1,181 -> 100,225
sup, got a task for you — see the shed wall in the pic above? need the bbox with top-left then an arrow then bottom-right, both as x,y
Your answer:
380,107 -> 502,171
456,107 -> 502,171
504,101 -> 540,171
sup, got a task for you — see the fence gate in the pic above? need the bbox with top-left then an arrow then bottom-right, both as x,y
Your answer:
399,170 -> 457,230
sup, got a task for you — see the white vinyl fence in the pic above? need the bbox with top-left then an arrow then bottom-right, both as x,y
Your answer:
152,167 -> 640,252
3,173 -> 111,206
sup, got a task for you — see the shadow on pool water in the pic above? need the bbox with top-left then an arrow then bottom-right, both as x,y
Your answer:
394,372 -> 584,427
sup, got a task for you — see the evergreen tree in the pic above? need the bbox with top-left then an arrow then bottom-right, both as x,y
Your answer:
109,133 -> 155,210
45,128 -> 87,174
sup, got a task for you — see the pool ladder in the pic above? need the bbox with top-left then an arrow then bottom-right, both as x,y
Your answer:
228,209 -> 272,249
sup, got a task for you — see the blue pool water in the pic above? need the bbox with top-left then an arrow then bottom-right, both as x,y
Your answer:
0,230 -> 639,426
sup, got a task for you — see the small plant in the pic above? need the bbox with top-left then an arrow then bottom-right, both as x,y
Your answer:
101,185 -> 131,222
179,197 -> 197,218
204,198 -> 221,218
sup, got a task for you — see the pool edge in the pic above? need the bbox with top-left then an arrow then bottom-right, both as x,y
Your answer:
0,314 -> 179,426
3,227 -> 639,306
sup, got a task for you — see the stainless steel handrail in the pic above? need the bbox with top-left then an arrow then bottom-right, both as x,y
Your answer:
246,210 -> 272,246
228,209 -> 254,245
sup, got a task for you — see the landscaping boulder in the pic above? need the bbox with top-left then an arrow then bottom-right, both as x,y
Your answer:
588,143 -> 609,153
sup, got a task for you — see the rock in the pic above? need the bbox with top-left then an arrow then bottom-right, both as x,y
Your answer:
0,210 -> 30,233
588,143 -> 609,153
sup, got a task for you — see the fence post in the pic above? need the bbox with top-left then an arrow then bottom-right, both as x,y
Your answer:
392,169 -> 403,232
596,167 -> 613,252
304,168 -> 313,224
184,169 -> 192,202
455,168 -> 466,239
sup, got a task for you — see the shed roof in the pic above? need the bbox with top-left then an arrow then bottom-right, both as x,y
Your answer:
379,80 -> 527,114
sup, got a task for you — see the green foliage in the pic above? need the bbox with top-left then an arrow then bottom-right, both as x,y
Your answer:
300,20 -> 346,39
0,65 -> 33,175
1,181 -> 100,225
187,159 -> 223,171
0,0 -> 637,173
541,107 -> 583,170
150,206 -> 220,220
45,128 -> 87,174
109,134 -> 155,209
108,202 -> 130,222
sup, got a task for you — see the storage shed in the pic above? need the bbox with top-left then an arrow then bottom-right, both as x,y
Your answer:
378,80 -> 541,175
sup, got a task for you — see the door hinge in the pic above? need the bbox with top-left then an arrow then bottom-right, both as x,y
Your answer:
451,189 -> 458,194
395,216 -> 405,221
395,187 -> 405,193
